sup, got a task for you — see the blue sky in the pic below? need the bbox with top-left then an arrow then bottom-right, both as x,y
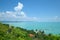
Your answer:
0,0 -> 60,22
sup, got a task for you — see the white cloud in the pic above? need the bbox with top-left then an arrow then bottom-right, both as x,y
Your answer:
14,2 -> 23,11
20,11 -> 27,18
0,2 -> 60,22
0,2 -> 39,21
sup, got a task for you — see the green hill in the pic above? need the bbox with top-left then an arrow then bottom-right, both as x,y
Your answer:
0,23 -> 60,40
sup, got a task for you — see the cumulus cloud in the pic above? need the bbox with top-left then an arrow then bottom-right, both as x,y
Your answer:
20,11 -> 27,18
0,2 -> 39,21
0,2 -> 60,22
14,2 -> 23,11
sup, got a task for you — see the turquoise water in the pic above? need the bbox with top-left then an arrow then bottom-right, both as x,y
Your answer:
2,21 -> 60,34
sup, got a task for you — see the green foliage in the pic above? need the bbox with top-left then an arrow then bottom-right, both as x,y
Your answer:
0,23 -> 60,40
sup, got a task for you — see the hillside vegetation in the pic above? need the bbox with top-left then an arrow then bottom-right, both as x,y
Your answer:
0,23 -> 60,40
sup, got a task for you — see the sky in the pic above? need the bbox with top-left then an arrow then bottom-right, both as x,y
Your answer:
0,0 -> 60,22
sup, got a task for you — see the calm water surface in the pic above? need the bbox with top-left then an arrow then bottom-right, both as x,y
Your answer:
2,21 -> 60,34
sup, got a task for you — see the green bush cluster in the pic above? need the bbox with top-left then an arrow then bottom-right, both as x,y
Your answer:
0,23 -> 60,40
